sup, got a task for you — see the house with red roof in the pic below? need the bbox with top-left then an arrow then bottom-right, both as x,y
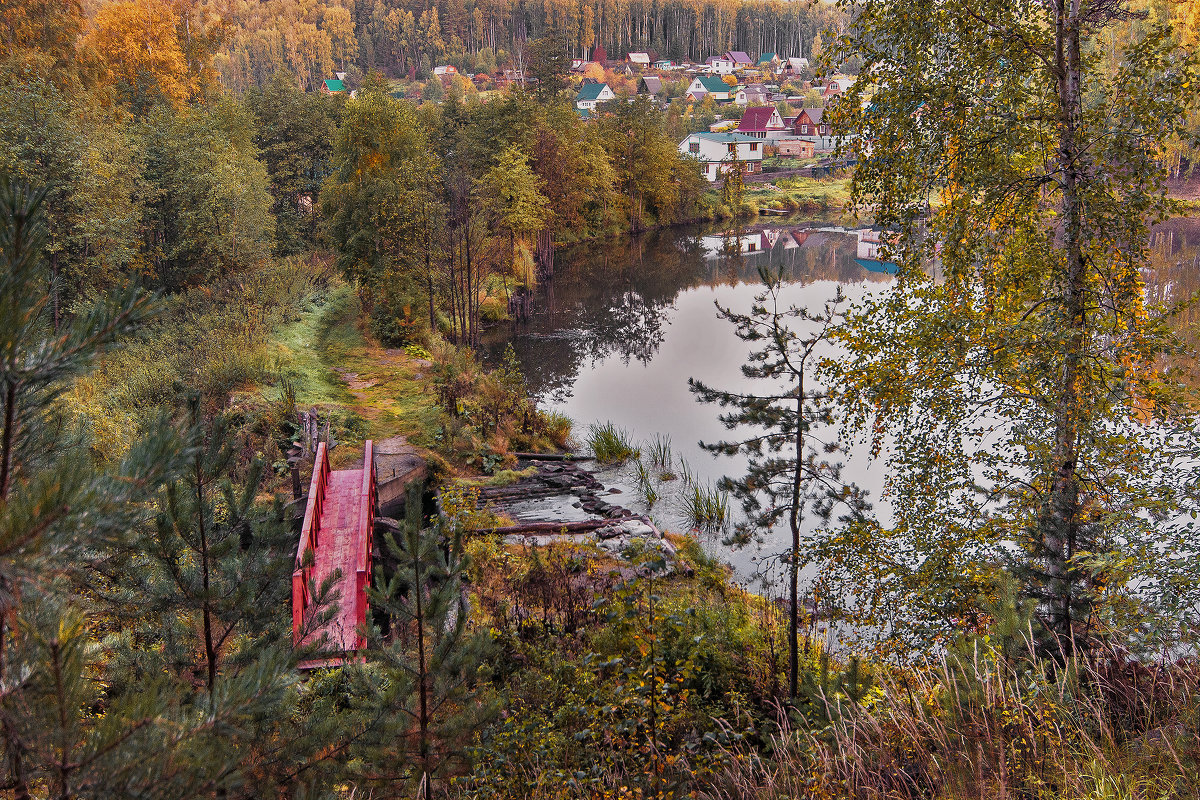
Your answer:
737,106 -> 788,140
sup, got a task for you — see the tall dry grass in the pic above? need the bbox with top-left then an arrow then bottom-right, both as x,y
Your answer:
704,641 -> 1200,800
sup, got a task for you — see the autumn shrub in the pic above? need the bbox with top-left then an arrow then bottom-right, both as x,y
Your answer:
458,563 -> 776,799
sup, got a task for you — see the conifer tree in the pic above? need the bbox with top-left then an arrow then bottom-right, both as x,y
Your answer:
0,180 -> 177,795
690,266 -> 867,698
356,487 -> 495,798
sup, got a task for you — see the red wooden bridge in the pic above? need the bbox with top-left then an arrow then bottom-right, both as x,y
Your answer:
292,440 -> 376,657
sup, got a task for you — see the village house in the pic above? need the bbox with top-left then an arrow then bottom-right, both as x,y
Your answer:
724,51 -> 754,70
733,83 -> 770,105
757,52 -> 782,72
793,108 -> 829,137
792,107 -> 847,151
821,73 -> 856,97
638,75 -> 663,96
704,55 -> 736,74
433,64 -> 457,77
627,52 -> 651,67
653,59 -> 675,69
737,106 -> 788,139
686,75 -> 734,102
678,131 -> 764,182
576,82 -> 615,111
784,57 -> 809,76
321,77 -> 346,94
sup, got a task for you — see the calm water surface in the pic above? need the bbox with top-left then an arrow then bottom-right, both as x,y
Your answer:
481,219 -> 897,587
482,217 -> 1200,590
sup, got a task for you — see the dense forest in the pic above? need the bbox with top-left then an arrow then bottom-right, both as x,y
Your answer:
204,0 -> 842,91
4,0 -> 1200,797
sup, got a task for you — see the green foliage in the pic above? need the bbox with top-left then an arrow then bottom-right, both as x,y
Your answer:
682,481 -> 730,532
67,256 -> 327,458
587,421 -> 640,464
831,0 -> 1200,656
597,96 -> 708,231
647,433 -> 674,477
246,71 -> 341,255
360,487 -> 497,796
143,97 -> 277,288
691,265 -> 867,698
321,81 -> 441,343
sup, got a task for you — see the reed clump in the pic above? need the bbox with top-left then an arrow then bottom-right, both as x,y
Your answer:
587,421 -> 640,464
684,481 -> 730,531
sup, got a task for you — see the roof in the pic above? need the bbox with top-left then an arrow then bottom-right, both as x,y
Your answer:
687,132 -> 764,144
324,78 -> 345,92
576,83 -> 610,102
758,52 -> 777,64
639,76 -> 663,94
738,107 -> 784,132
726,51 -> 753,65
692,76 -> 730,94
628,52 -> 650,63
800,107 -> 825,124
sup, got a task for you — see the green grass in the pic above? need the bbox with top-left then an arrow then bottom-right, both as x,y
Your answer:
264,287 -> 356,408
260,283 -> 441,456
683,482 -> 730,531
588,421 -> 640,465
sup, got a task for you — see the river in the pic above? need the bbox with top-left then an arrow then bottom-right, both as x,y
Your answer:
482,216 -> 1200,592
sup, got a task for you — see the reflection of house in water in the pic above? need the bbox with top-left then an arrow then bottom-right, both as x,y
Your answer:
853,228 -> 899,275
699,227 -> 839,261
700,232 -> 765,257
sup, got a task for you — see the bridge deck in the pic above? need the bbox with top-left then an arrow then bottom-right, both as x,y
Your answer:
293,441 -> 375,659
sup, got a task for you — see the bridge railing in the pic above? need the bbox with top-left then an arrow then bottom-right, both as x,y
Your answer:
354,440 -> 376,648
292,442 -> 330,643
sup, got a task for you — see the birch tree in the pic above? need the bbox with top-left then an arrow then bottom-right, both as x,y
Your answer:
831,0 -> 1200,656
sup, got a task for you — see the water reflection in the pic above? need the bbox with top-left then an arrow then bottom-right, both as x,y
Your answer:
481,220 -> 894,401
480,217 -> 898,583
480,216 -> 1200,589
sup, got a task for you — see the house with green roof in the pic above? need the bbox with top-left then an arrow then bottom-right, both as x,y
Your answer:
322,78 -> 346,94
757,52 -> 781,70
575,82 -> 615,111
678,131 -> 764,181
685,76 -> 734,102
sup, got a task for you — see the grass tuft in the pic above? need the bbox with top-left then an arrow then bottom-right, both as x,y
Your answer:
683,482 -> 729,531
588,421 -> 640,465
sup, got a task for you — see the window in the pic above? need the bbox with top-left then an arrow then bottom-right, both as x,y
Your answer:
750,142 -> 758,152
728,143 -> 736,153
801,125 -> 808,134
689,142 -> 699,154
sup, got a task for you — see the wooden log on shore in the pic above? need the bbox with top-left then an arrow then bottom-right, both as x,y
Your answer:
477,519 -> 611,536
511,452 -> 594,462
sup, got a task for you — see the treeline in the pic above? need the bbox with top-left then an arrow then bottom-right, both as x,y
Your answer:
324,77 -> 707,346
2,0 -> 709,350
0,75 -> 336,303
206,0 -> 845,90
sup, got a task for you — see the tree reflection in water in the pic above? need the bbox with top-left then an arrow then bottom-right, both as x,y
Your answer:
480,217 -> 895,401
